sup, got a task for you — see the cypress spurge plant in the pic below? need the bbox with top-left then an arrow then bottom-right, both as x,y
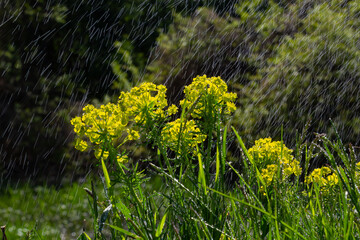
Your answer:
71,75 -> 237,239
71,75 -> 360,239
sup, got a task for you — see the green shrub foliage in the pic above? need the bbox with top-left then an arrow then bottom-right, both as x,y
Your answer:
149,0 -> 360,145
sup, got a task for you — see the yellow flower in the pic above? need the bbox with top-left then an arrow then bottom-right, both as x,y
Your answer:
74,138 -> 88,152
180,75 -> 237,119
248,138 -> 294,166
75,103 -> 128,146
71,82 -> 173,162
119,82 -> 168,124
117,155 -> 129,163
261,164 -> 278,186
305,166 -> 338,191
355,162 -> 360,183
94,148 -> 109,160
249,137 -> 302,186
127,129 -> 140,141
71,117 -> 85,134
167,104 -> 178,115
161,118 -> 206,154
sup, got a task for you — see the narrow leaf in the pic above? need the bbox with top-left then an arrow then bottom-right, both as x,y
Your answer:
115,200 -> 131,220
155,212 -> 168,237
222,126 -> 227,175
208,187 -> 307,240
215,144 -> 220,184
231,127 -> 250,168
196,145 -> 207,195
101,158 -> 111,189
107,224 -> 142,239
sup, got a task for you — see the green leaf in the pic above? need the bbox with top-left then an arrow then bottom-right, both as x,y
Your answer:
231,127 -> 266,187
107,224 -> 143,239
222,126 -> 227,176
215,144 -> 220,184
101,158 -> 111,189
231,127 -> 250,168
196,145 -> 207,195
155,212 -> 168,237
115,199 -> 131,220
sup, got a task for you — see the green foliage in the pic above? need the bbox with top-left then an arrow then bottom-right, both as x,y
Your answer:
111,41 -> 141,92
148,0 -> 360,146
239,0 -> 360,144
147,7 -> 255,101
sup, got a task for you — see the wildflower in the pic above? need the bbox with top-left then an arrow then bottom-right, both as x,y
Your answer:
249,137 -> 302,186
261,164 -> 278,186
74,138 -> 88,152
127,129 -> 140,141
180,75 -> 237,119
76,103 -> 128,145
161,118 -> 206,154
119,82 -> 168,124
167,104 -> 178,116
305,166 -> 338,191
71,117 -> 85,134
248,138 -> 293,166
70,101 -> 130,160
355,162 -> 360,183
117,155 -> 129,164
94,148 -> 109,160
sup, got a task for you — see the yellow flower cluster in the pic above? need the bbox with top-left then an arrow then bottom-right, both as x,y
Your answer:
161,119 -> 207,154
71,77 -> 235,162
248,138 -> 302,186
71,103 -> 129,146
71,102 -> 136,162
95,148 -> 110,160
180,75 -> 237,118
71,82 -> 175,161
260,164 -> 278,186
119,82 -> 177,124
305,167 -> 339,192
74,138 -> 88,152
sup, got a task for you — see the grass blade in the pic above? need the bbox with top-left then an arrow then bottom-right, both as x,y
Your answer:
208,187 -> 307,240
101,159 -> 111,189
231,127 -> 250,169
215,144 -> 220,184
155,212 -> 168,237
107,224 -> 143,239
196,146 -> 207,195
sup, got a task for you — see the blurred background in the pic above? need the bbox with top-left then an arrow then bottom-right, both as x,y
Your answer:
1,0 -> 360,238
